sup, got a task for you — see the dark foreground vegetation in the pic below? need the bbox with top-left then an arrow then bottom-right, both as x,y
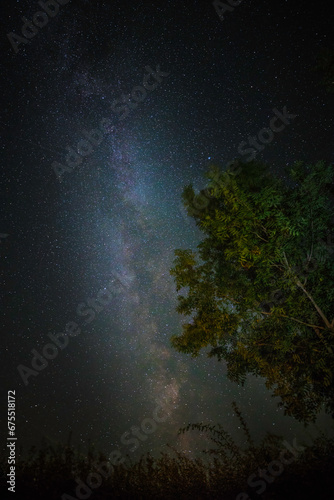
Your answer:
1,405 -> 334,500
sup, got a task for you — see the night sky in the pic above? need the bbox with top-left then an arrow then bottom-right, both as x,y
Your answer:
1,0 -> 334,465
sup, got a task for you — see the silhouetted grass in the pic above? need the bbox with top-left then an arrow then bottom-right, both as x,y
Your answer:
1,404 -> 333,499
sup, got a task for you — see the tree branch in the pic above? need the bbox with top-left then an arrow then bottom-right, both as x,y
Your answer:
258,311 -> 328,331
259,310 -> 333,355
295,278 -> 333,330
282,252 -> 333,332
253,231 -> 269,243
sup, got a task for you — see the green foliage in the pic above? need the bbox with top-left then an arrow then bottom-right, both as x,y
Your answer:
170,160 -> 334,423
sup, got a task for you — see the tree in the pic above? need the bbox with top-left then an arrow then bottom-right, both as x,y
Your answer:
170,160 -> 334,423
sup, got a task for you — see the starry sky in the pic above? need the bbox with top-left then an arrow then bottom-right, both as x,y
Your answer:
1,0 -> 334,462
